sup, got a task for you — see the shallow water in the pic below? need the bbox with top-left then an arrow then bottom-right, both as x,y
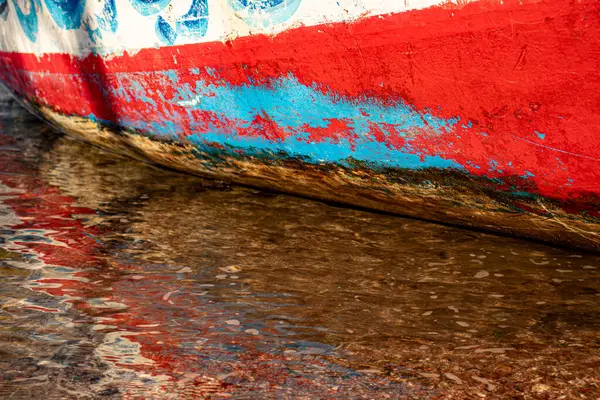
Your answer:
0,91 -> 598,399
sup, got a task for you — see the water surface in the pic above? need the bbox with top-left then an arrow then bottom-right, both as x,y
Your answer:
0,91 -> 598,399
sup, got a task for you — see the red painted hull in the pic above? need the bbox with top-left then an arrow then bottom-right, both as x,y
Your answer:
0,0 -> 599,249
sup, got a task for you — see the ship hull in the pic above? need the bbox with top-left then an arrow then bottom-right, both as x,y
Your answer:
1,0 -> 599,250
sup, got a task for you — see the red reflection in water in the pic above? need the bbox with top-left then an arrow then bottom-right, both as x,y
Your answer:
0,132 -> 414,398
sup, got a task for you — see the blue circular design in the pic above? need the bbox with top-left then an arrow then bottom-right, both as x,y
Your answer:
12,0 -> 39,42
156,0 -> 208,45
43,0 -> 86,29
227,0 -> 301,28
128,0 -> 170,17
0,0 -> 9,20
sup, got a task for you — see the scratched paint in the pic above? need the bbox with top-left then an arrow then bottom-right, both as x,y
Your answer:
0,0 -> 599,249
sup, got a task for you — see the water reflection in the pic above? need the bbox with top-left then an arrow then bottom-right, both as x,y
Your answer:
0,92 -> 599,398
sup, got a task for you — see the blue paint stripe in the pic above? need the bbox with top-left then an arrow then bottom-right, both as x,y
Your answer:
40,68 -> 464,171
116,72 -> 463,170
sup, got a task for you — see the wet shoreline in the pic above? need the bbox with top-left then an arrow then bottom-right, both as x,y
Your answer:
0,91 -> 598,399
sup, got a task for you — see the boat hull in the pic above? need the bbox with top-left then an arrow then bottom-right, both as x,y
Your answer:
1,0 -> 599,250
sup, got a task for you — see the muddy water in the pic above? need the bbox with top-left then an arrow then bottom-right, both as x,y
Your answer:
0,91 -> 598,399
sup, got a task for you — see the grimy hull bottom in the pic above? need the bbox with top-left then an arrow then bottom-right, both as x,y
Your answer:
35,104 -> 599,251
